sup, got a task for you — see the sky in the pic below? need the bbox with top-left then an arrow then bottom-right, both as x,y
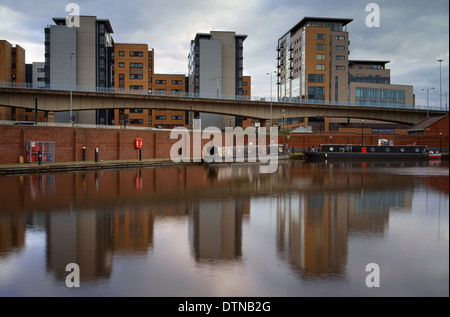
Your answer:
0,0 -> 448,108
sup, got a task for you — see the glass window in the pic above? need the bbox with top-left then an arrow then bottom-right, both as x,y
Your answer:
316,44 -> 325,50
118,62 -> 125,68
336,55 -> 346,60
119,51 -> 125,56
336,66 -> 345,70
316,54 -> 325,60
335,45 -> 346,50
336,35 -> 345,40
308,74 -> 325,83
316,64 -> 325,71
317,33 -> 325,40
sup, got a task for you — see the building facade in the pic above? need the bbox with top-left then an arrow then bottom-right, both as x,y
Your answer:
188,31 -> 247,129
0,40 -> 27,121
45,16 -> 114,124
277,17 -> 414,132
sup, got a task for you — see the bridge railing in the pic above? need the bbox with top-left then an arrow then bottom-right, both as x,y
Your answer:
0,81 -> 447,112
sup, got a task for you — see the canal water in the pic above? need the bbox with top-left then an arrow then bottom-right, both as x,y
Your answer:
0,159 -> 448,297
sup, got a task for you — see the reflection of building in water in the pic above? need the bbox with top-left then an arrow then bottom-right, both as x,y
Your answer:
46,209 -> 113,281
190,198 -> 250,261
113,206 -> 154,253
0,213 -> 26,258
277,192 -> 348,278
277,188 -> 413,278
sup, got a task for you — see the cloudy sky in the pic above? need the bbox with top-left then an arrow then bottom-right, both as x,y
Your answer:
1,0 -> 448,108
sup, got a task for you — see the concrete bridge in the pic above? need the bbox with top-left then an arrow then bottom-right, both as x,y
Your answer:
0,85 -> 447,125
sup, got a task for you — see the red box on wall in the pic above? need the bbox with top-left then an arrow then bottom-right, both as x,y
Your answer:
135,138 -> 143,149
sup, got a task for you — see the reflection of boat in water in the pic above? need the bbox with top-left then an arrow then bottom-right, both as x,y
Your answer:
204,145 -> 290,164
303,144 -> 432,160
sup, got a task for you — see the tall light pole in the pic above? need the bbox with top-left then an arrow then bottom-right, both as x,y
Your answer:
438,59 -> 443,110
421,87 -> 435,117
267,71 -> 276,129
361,119 -> 364,145
69,52 -> 74,125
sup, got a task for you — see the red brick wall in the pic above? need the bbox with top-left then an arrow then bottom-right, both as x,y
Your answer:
0,125 -> 448,164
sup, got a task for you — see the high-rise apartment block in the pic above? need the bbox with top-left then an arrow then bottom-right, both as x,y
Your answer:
277,17 -> 414,131
277,17 -> 352,102
45,16 -> 114,124
188,31 -> 247,129
277,17 -> 413,106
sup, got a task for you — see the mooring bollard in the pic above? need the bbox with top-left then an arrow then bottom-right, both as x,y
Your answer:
95,148 -> 99,163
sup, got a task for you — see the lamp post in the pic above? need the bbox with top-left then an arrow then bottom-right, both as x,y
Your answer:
438,59 -> 443,110
421,87 -> 435,117
267,71 -> 276,129
282,109 -> 285,133
361,119 -> 364,145
69,52 -> 74,125
440,132 -> 443,153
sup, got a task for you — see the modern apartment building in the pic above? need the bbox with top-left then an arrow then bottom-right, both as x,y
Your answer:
0,40 -> 27,121
44,16 -> 114,124
32,62 -> 46,88
277,17 -> 352,102
188,31 -> 247,129
277,17 -> 414,131
111,43 -> 187,129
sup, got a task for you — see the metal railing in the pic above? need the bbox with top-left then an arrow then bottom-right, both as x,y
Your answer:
1,81 -> 448,112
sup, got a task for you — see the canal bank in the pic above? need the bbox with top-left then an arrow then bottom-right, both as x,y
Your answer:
0,158 -> 203,175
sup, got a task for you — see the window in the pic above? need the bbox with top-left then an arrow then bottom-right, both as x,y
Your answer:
316,44 -> 325,50
37,77 -> 46,82
119,62 -> 125,68
171,116 -> 182,120
336,35 -> 345,40
155,89 -> 166,93
148,67 -> 152,72
243,82 -> 248,86
336,66 -> 346,70
148,77 -> 152,83
131,109 -> 143,113
171,80 -> 182,85
155,115 -> 166,120
370,64 -> 383,69
130,74 -> 143,79
316,54 -> 325,60
37,68 -> 45,73
129,85 -> 143,90
130,119 -> 143,125
172,89 -> 182,93
317,33 -> 325,40
130,63 -> 143,68
308,74 -> 325,83
130,51 -> 143,57
119,74 -> 125,79
336,55 -> 346,60
316,64 -> 325,71
119,51 -> 125,56
336,45 -> 346,51
155,80 -> 166,84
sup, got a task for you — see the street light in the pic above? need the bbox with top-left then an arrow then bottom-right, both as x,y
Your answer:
282,109 -> 285,132
361,119 -> 365,145
69,52 -> 74,125
421,87 -> 435,117
438,59 -> 443,110
267,71 -> 276,129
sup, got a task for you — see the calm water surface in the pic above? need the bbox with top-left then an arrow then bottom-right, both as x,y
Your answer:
0,160 -> 448,297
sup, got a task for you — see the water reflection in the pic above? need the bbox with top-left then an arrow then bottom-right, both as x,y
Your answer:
0,160 -> 448,295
